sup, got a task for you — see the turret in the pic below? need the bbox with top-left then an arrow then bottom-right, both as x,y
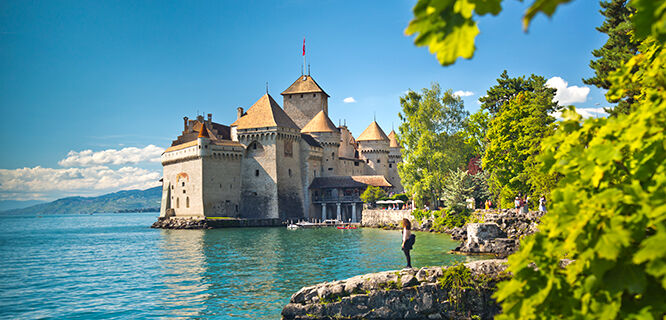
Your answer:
356,121 -> 390,176
281,75 -> 330,129
301,110 -> 340,176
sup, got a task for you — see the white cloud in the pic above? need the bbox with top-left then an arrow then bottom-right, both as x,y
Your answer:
58,145 -> 164,167
343,97 -> 356,103
546,77 -> 590,105
453,90 -> 474,97
0,166 -> 161,200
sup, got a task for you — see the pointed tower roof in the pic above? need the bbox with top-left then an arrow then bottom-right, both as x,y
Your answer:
281,75 -> 330,97
197,123 -> 211,138
231,94 -> 299,130
356,121 -> 389,142
388,130 -> 399,148
301,110 -> 338,133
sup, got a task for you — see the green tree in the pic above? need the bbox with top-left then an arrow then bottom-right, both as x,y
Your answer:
495,37 -> 666,318
440,168 -> 474,213
360,186 -> 387,207
482,89 -> 557,208
583,0 -> 641,116
461,110 -> 490,157
397,84 -> 471,207
479,70 -> 558,116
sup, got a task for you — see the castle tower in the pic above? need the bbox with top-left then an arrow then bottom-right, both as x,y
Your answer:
301,110 -> 340,177
281,75 -> 329,129
387,130 -> 403,192
356,121 -> 390,177
231,93 -> 305,220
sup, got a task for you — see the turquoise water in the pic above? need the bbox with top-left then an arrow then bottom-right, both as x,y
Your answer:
0,212 -> 482,319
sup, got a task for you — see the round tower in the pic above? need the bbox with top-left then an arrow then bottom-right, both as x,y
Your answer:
301,110 -> 340,176
356,121 -> 390,177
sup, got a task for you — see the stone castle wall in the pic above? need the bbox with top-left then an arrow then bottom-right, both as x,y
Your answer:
239,134 -> 279,219
283,92 -> 328,129
276,132 -> 305,219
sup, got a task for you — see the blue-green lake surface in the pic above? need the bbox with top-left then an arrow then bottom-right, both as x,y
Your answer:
0,212 -> 483,319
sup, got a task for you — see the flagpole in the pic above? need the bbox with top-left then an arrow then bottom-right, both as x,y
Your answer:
303,37 -> 306,78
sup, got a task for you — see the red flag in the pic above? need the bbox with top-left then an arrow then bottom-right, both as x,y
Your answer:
302,37 -> 305,56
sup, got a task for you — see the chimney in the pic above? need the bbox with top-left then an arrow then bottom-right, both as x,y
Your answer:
237,107 -> 244,120
196,115 -> 204,122
183,117 -> 188,131
207,113 -> 212,125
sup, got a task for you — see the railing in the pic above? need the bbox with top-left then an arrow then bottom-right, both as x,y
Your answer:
312,195 -> 362,203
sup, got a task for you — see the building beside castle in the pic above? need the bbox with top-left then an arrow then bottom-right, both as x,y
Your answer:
159,74 -> 403,223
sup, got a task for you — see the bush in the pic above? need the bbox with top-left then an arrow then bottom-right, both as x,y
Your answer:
431,208 -> 472,231
360,186 -> 387,206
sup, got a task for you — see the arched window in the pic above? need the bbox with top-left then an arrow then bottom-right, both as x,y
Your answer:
176,198 -> 180,208
186,197 -> 190,208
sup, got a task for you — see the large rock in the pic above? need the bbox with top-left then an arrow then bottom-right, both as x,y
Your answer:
282,260 -> 508,320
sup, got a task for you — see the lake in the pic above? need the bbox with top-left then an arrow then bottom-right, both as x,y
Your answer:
0,212 -> 482,319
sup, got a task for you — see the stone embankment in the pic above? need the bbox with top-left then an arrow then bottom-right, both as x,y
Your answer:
451,210 -> 543,258
151,217 -> 283,229
282,259 -> 508,320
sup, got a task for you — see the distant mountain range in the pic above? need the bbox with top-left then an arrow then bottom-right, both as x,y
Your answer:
1,187 -> 161,215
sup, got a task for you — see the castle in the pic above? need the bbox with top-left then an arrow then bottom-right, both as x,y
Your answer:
159,73 -> 402,223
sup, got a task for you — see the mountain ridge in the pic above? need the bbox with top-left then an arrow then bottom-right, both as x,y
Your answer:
1,186 -> 161,215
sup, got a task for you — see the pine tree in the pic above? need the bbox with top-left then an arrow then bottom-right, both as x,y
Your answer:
583,0 -> 640,116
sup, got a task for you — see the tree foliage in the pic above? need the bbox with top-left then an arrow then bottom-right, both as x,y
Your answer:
482,87 -> 557,208
479,70 -> 558,116
583,0 -> 640,116
406,0 -> 666,67
397,84 -> 471,207
495,35 -> 666,319
360,186 -> 387,206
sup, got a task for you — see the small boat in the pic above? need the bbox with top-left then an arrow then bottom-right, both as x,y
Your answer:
337,226 -> 358,230
287,224 -> 300,230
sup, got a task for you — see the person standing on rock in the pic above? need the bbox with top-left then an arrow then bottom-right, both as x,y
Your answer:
401,218 -> 415,269
539,195 -> 547,212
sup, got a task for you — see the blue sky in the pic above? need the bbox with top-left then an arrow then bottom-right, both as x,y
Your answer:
0,0 -> 608,201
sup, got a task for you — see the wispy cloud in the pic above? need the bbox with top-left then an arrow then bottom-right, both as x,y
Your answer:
343,97 -> 356,103
546,77 -> 590,105
58,145 -> 164,167
453,90 -> 474,97
0,166 -> 161,200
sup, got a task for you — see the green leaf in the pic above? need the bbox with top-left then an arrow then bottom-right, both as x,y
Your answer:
523,0 -> 574,31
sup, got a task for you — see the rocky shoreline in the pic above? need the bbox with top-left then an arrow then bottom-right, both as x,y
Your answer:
282,259 -> 509,320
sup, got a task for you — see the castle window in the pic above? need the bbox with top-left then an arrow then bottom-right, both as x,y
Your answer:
328,168 -> 333,171
284,140 -> 293,157
176,198 -> 180,208
253,143 -> 257,149
255,170 -> 259,177
219,184 -> 222,188
183,189 -> 186,194
366,159 -> 369,163
314,170 -> 316,177
354,162 -> 359,166
182,182 -> 185,187
377,159 -> 381,163
300,94 -> 303,98
186,197 -> 190,208
235,205 -> 238,212
331,152 -> 335,158
230,184 -> 232,190
389,164 -> 392,168
313,93 -> 316,97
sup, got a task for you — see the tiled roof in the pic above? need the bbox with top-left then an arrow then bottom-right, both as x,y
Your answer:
388,130 -> 399,148
301,110 -> 339,133
197,123 -> 211,138
356,121 -> 389,141
231,94 -> 299,130
301,133 -> 323,148
309,175 -> 393,189
164,140 -> 243,153
351,175 -> 392,187
281,75 -> 330,97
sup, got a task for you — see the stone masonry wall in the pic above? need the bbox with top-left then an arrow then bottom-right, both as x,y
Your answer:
361,209 -> 413,228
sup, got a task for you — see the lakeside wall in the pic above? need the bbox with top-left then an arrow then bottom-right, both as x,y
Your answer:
361,209 -> 413,227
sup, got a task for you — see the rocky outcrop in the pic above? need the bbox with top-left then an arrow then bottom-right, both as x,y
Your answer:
282,259 -> 508,320
151,217 -> 209,229
450,210 -> 543,258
